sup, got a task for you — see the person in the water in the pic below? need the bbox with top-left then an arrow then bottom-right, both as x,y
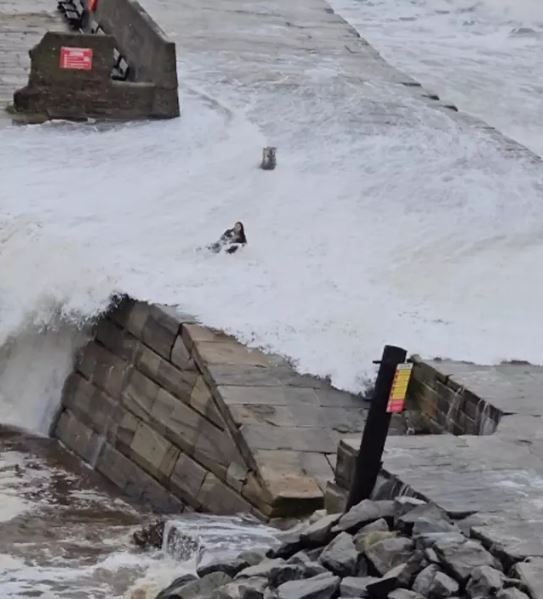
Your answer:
209,221 -> 247,254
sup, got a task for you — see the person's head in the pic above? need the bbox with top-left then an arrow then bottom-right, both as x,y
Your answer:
233,221 -> 247,243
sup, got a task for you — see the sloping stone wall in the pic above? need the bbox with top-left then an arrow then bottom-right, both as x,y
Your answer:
52,298 -> 374,519
407,357 -> 502,435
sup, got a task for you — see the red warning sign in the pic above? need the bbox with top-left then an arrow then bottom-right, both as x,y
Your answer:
59,47 -> 93,71
386,363 -> 413,413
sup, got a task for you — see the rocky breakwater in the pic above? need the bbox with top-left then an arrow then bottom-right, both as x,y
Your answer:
153,497 -> 538,599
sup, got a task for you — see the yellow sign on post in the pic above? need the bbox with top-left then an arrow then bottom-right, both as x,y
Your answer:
386,363 -> 413,413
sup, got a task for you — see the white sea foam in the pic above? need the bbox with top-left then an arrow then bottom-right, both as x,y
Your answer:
2,0 -> 543,433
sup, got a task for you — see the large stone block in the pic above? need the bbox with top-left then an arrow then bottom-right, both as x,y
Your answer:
95,318 -> 140,363
55,410 -> 105,466
169,452 -> 207,507
141,308 -> 180,360
171,334 -> 197,370
62,373 -> 120,437
76,341 -> 128,399
190,376 -> 224,428
206,365 -> 325,388
110,299 -> 150,338
195,341 -> 271,368
135,343 -> 197,404
241,424 -> 340,454
96,443 -> 184,513
182,324 -> 229,349
130,421 -> 179,481
197,472 -> 254,514
121,368 -> 160,420
150,388 -> 241,480
217,386 -> 320,407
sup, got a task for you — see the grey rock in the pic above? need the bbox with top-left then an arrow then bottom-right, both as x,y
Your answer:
466,565 -> 504,597
512,558 -> 543,599
356,555 -> 369,577
413,565 -> 459,598
414,532 -> 466,550
396,550 -> 427,587
365,566 -> 402,598
307,548 -> 323,561
197,553 -> 254,577
412,517 -> 459,536
239,551 -> 267,567
212,581 -> 244,599
157,572 -> 233,599
365,537 -> 415,576
269,565 -> 306,587
319,532 -> 358,576
353,519 -> 389,550
277,573 -> 340,599
301,513 -> 342,545
394,497 -> 427,522
288,551 -> 312,565
397,504 -> 449,534
434,537 -> 500,583
237,559 -> 286,579
273,530 -> 304,559
356,531 -> 398,555
496,589 -> 531,599
339,576 -> 379,597
388,591 -> 424,599
304,563 -> 330,577
334,501 -> 395,534
239,577 -> 268,599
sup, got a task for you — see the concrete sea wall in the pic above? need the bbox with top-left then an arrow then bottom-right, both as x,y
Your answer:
52,298 -> 370,519
13,0 -> 179,121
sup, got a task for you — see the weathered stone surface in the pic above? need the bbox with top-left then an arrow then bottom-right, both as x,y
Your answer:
319,532 -> 358,576
239,577 -> 269,599
141,311 -> 178,361
496,589 -> 531,599
198,473 -> 254,515
96,443 -> 183,513
397,504 -> 450,534
122,368 -> 159,420
196,341 -> 271,367
169,452 -> 206,506
277,573 -> 340,599
157,572 -> 232,599
301,513 -> 341,545
365,566 -> 401,598
242,424 -> 340,454
512,558 -> 543,599
171,334 -> 195,369
356,531 -> 398,555
237,558 -> 285,580
55,410 -> 104,465
197,553 -> 253,578
339,576 -> 379,597
334,500 -> 395,534
387,590 -> 424,599
130,421 -> 179,481
135,343 -> 197,404
269,564 -> 306,587
412,565 -> 459,598
365,537 -> 415,576
394,497 -> 427,522
466,565 -> 504,597
413,532 -> 465,550
434,537 -> 500,582
191,376 -> 224,428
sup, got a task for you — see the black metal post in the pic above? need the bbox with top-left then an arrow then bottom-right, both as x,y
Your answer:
346,344 -> 407,509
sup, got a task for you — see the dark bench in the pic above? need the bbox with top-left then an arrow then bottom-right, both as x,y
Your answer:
57,0 -> 130,81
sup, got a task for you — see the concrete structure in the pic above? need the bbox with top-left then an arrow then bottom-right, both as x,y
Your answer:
329,359 -> 543,593
0,0 -> 66,123
11,0 -> 179,121
52,298 -> 407,519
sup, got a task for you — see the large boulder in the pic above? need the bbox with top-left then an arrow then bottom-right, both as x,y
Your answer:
237,559 -> 286,580
238,577 -> 269,599
433,537 -> 500,583
198,552 -> 263,578
393,497 -> 427,523
339,576 -> 380,597
412,565 -> 459,599
333,501 -> 395,534
277,573 -> 340,599
388,590 -> 424,599
496,589 -> 531,599
365,537 -> 415,576
156,572 -> 232,599
397,504 -> 449,535
466,565 -> 504,597
319,532 -> 358,576
301,514 -> 341,546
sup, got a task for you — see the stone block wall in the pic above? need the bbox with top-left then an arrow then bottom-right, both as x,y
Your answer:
52,298 -> 370,519
407,357 -> 502,436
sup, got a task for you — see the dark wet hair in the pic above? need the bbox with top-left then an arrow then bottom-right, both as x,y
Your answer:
234,221 -> 247,244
